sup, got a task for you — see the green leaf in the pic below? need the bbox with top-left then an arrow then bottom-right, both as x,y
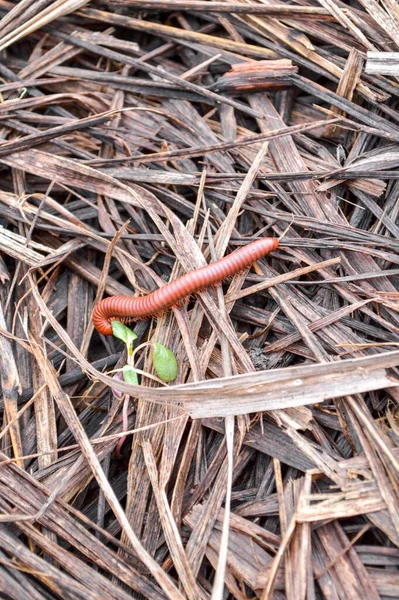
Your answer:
122,364 -> 139,386
152,342 -> 178,383
111,321 -> 137,356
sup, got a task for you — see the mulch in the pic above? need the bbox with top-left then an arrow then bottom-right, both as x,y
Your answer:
0,1 -> 398,599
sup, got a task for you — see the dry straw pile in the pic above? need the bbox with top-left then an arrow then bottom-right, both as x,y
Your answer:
0,1 -> 398,599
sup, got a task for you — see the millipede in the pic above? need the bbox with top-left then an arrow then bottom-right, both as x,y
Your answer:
92,237 -> 279,336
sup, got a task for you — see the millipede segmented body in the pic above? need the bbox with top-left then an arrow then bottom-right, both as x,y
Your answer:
92,237 -> 279,336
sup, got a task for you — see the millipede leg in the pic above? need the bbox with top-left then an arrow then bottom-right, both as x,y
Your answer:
154,310 -> 167,318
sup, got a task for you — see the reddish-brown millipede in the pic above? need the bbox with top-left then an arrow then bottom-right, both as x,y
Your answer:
92,237 -> 279,336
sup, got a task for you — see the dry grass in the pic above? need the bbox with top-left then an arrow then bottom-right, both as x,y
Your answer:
0,0 -> 398,599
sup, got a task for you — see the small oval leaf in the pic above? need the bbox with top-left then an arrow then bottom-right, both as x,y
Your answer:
111,321 -> 137,355
152,342 -> 178,383
122,364 -> 139,386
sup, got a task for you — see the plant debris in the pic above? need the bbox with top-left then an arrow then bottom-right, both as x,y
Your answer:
0,1 -> 398,599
